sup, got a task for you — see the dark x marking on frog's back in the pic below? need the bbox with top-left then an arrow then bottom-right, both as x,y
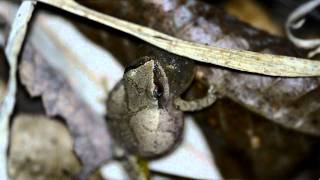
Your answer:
107,46 -> 216,158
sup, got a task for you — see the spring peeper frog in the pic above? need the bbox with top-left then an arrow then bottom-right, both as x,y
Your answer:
107,47 -> 216,158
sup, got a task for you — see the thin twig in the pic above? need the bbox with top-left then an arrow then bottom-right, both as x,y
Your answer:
36,0 -> 320,77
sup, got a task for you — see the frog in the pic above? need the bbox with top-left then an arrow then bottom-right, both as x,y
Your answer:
107,46 -> 216,158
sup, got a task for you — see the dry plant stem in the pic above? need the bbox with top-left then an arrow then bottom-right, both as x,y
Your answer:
286,0 -> 320,58
0,1 -> 36,180
37,0 -> 320,77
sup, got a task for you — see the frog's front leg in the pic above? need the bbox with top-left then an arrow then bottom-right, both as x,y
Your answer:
174,84 -> 217,112
174,67 -> 217,112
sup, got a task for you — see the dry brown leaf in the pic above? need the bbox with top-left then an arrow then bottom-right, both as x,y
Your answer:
224,0 -> 282,36
19,35 -> 112,178
195,98 -> 320,179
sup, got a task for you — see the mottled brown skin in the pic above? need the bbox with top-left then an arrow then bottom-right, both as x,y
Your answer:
107,48 -> 195,158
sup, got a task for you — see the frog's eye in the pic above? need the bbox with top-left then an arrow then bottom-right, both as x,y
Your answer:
153,81 -> 164,99
152,62 -> 166,100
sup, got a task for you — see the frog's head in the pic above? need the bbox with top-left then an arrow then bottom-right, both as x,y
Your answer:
123,57 -> 183,157
124,57 -> 169,111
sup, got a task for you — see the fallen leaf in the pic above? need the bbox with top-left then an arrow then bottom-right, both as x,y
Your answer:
194,97 -> 320,179
15,10 -> 114,178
